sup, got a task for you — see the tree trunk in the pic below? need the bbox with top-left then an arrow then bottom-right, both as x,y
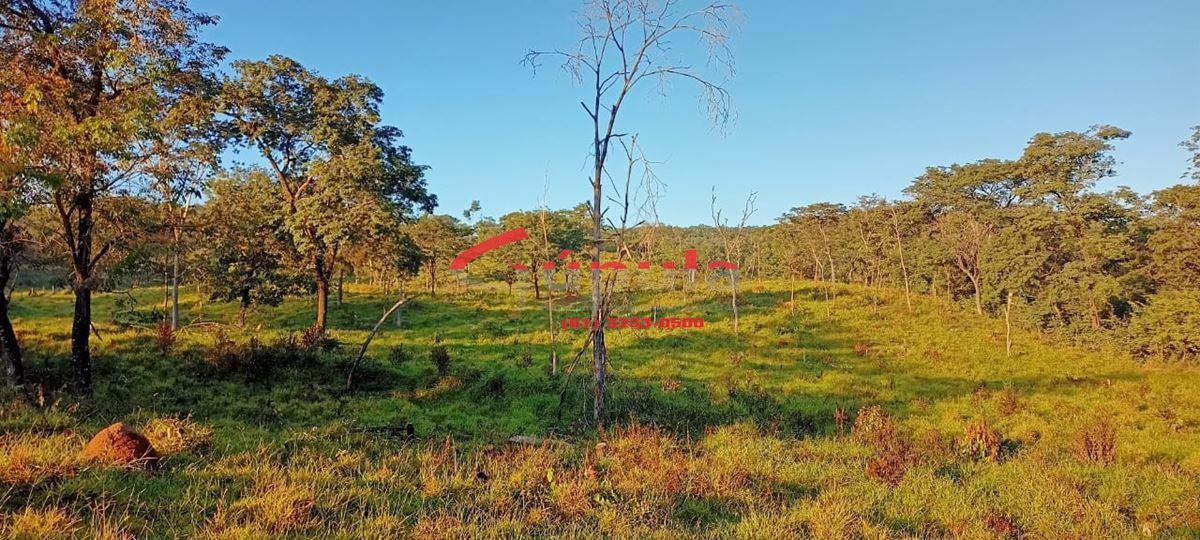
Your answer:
314,257 -> 330,332
70,285 -> 92,393
170,250 -> 180,331
0,280 -> 22,387
337,266 -> 344,307
68,193 -> 96,394
1004,291 -> 1013,356
730,268 -> 739,335
532,262 -> 541,299
970,274 -> 983,315
590,133 -> 607,429
0,225 -> 24,387
889,209 -> 913,312
0,296 -> 23,387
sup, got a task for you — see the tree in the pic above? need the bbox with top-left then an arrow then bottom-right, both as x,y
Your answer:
196,171 -> 307,326
216,55 -> 433,332
0,134 -> 34,386
1147,185 -> 1200,290
711,189 -> 756,335
405,215 -> 471,297
526,0 -> 738,425
499,207 -> 588,299
0,0 -> 225,392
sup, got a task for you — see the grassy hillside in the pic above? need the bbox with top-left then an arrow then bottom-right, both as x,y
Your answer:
1,281 -> 1197,538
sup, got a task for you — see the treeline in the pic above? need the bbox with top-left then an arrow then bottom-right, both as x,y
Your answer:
663,126 -> 1199,362
390,126 -> 1200,364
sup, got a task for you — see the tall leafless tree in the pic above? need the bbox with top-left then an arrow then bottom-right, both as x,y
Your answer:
711,188 -> 756,335
526,0 -> 738,427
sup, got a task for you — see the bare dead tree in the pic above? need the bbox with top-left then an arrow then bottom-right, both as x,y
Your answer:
711,188 -> 756,336
526,0 -> 737,427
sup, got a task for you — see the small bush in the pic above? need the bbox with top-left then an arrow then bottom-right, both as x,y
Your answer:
851,405 -> 889,444
956,420 -> 1004,462
431,345 -> 451,377
204,332 -> 317,381
387,345 -> 412,364
853,406 -> 910,487
205,328 -> 240,370
299,326 -> 340,352
985,512 -> 1025,540
482,372 -> 506,397
997,385 -> 1020,416
155,320 -> 176,355
1073,417 -> 1117,465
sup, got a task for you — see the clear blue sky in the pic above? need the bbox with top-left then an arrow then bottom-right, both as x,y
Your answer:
192,0 -> 1200,225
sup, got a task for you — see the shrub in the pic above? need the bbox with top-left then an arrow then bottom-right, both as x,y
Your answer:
387,345 -> 412,364
850,405 -> 889,444
482,372 -> 506,397
204,328 -> 241,371
985,512 -> 1025,540
431,345 -> 451,377
997,385 -> 1020,416
204,332 -> 317,381
1073,417 -> 1117,465
956,420 -> 1004,462
299,325 -> 340,352
155,320 -> 176,355
852,406 -> 910,487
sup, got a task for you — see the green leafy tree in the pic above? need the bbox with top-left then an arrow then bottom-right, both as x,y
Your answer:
0,0 -> 225,392
405,214 -> 471,297
216,55 -> 433,332
196,171 -> 307,326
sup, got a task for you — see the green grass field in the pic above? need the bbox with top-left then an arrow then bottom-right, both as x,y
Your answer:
1,280 -> 1197,538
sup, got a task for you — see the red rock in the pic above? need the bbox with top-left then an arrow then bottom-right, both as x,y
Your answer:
82,422 -> 160,468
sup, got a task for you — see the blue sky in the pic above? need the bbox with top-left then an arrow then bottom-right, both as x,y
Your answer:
192,0 -> 1200,225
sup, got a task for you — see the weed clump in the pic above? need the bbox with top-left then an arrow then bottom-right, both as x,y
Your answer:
431,345 -> 451,377
482,372 -> 506,397
997,385 -> 1020,416
299,325 -> 339,352
143,416 -> 214,456
387,345 -> 411,364
1073,417 -> 1117,465
955,420 -> 1004,462
155,320 -> 176,355
853,406 -> 910,487
2,507 -> 80,540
